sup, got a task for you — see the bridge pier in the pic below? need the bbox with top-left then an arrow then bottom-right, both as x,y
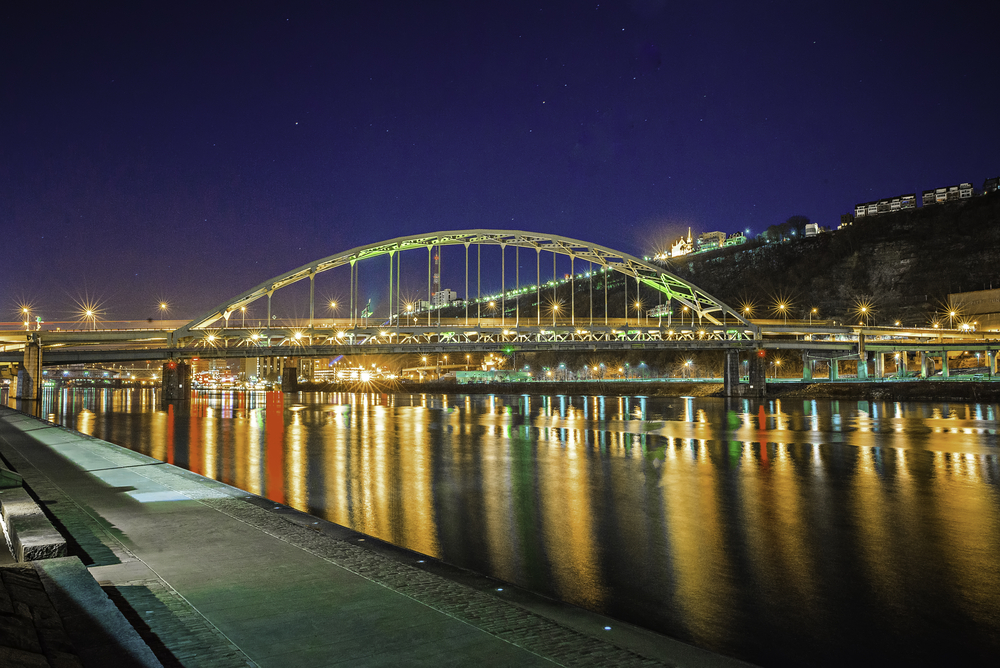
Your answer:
857,354 -> 869,380
281,359 -> 298,391
829,359 -> 839,381
161,361 -> 191,400
801,353 -> 814,381
15,335 -> 42,400
896,352 -> 907,377
723,350 -> 765,398
748,351 -> 766,396
919,352 -> 931,378
873,353 -> 884,379
941,352 -> 949,378
989,350 -> 998,375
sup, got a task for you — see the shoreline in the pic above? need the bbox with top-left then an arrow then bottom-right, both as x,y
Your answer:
297,378 -> 1000,402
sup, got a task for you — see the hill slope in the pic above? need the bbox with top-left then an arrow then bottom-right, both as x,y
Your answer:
666,193 -> 1000,325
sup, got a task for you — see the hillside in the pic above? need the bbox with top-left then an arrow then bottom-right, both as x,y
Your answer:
666,193 -> 1000,325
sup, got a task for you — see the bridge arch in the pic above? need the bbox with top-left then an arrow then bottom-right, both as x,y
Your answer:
172,229 -> 754,340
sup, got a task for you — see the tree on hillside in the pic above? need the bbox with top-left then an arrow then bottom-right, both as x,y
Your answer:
760,215 -> 810,242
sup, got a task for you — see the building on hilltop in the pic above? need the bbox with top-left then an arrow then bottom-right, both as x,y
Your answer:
724,232 -> 747,247
667,228 -> 693,258
696,231 -> 726,251
923,182 -> 973,206
653,227 -> 741,261
984,177 -> 998,194
855,194 -> 916,219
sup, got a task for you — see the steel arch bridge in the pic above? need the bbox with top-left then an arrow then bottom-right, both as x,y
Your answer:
171,229 -> 757,345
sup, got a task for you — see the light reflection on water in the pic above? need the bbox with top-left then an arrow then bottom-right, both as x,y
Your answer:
12,386 -> 1000,666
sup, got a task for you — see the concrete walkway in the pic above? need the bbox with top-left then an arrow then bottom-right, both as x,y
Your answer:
0,406 -> 749,668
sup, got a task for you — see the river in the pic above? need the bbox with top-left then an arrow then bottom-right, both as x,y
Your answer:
6,387 -> 1000,666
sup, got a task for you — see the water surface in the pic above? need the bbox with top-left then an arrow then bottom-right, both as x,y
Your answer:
12,387 -> 1000,666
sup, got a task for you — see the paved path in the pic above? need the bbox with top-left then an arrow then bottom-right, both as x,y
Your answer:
0,406 -> 749,668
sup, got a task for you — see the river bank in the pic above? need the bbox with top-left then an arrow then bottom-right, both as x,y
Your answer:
299,378 -> 1000,401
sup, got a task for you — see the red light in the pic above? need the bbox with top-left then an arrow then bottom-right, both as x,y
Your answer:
757,350 -> 766,358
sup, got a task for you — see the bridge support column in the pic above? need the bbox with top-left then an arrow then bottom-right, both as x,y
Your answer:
920,352 -> 930,378
874,353 -> 884,378
723,350 -> 741,396
941,352 -> 949,378
15,335 -> 42,400
281,359 -> 298,392
161,361 -> 191,400
829,359 -> 839,381
989,350 -> 997,375
857,354 -> 869,380
747,352 -> 766,396
801,353 -> 814,381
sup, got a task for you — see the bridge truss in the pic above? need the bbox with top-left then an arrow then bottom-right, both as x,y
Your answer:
172,230 -> 757,344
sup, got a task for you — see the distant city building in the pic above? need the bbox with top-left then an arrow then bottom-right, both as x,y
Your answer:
668,228 -> 693,258
923,182 -> 973,206
653,227 -> 740,260
855,194 -> 915,218
723,232 -> 747,247
984,176 -> 999,193
839,213 -> 854,229
804,223 -> 820,237
696,231 -> 726,251
431,289 -> 458,307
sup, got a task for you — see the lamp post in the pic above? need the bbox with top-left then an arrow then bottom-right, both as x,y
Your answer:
552,303 -> 559,326
240,306 -> 246,328
809,307 -> 816,325
778,303 -> 787,324
22,307 -> 30,330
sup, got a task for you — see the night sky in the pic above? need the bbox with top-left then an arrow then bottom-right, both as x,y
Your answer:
4,1 -> 998,322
